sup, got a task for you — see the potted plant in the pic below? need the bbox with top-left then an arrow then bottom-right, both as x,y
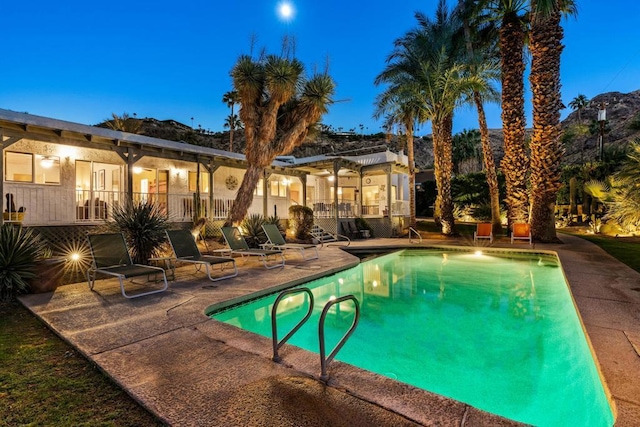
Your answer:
30,246 -> 66,294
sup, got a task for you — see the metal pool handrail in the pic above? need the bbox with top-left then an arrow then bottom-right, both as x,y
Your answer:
319,295 -> 360,381
271,287 -> 314,362
409,227 -> 423,244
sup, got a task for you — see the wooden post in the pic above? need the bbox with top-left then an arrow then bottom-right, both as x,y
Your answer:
333,161 -> 340,227
301,174 -> 307,207
263,171 -> 270,218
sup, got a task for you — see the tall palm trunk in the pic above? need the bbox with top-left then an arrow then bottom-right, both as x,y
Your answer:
529,3 -> 564,242
229,104 -> 235,152
433,116 -> 456,235
405,121 -> 417,229
461,11 -> 502,236
474,91 -> 502,235
499,12 -> 529,229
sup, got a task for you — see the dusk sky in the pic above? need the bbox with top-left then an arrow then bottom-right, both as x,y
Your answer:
2,1 -> 639,137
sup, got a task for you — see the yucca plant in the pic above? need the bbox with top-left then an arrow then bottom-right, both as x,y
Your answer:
0,225 -> 46,301
109,200 -> 169,264
240,214 -> 266,248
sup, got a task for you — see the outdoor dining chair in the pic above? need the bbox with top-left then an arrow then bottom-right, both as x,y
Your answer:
86,232 -> 168,298
511,223 -> 532,246
474,223 -> 493,244
261,223 -> 319,260
221,226 -> 285,269
165,229 -> 237,282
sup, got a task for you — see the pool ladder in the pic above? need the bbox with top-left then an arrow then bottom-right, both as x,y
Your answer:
271,288 -> 360,381
408,226 -> 423,244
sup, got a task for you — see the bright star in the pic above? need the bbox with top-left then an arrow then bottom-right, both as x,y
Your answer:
278,2 -> 294,21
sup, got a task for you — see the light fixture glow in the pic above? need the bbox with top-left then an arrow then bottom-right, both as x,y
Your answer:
40,156 -> 54,168
474,250 -> 483,257
132,166 -> 143,174
70,252 -> 81,262
327,175 -> 335,182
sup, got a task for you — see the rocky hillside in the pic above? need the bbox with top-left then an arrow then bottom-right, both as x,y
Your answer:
106,90 -> 640,171
560,90 -> 640,164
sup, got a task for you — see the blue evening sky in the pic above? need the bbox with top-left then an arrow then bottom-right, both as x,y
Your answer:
1,1 -> 639,137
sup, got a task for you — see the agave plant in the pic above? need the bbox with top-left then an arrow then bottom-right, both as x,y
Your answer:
240,214 -> 267,248
0,225 -> 46,301
109,200 -> 169,264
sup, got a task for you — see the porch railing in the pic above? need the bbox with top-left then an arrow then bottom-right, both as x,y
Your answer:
312,199 -> 360,218
5,184 -> 384,225
74,191 -> 234,223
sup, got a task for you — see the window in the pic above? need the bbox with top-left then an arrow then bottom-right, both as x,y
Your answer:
269,178 -> 288,197
254,178 -> 264,196
330,186 -> 356,202
270,180 -> 279,197
4,152 -> 60,184
188,171 -> 210,192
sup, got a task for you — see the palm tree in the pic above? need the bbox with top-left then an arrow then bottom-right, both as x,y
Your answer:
528,0 -> 576,242
104,112 -> 142,133
373,81 -> 426,229
607,141 -> 640,231
452,129 -> 481,173
376,1 -> 470,235
223,114 -> 243,137
487,0 -> 530,229
228,52 -> 335,224
456,0 -> 503,236
222,90 -> 239,152
568,94 -> 589,124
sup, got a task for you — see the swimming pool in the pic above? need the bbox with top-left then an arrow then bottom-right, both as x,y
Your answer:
211,249 -> 614,426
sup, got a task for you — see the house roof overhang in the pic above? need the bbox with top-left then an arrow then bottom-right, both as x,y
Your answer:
0,109 -> 306,178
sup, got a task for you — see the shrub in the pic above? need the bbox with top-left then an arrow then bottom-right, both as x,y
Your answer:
0,225 -> 46,301
628,112 -> 640,131
109,200 -> 169,264
289,205 -> 314,240
240,214 -> 267,248
471,203 -> 493,222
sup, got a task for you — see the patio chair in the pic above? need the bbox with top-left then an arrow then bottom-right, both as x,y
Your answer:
86,232 -> 168,298
511,223 -> 532,246
165,229 -> 238,282
221,226 -> 285,269
261,224 -> 319,261
474,223 -> 493,244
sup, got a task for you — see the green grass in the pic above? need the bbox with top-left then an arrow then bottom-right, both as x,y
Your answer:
561,231 -> 640,273
0,302 -> 162,427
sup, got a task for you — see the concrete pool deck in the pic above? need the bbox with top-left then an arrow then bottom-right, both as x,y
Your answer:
18,234 -> 640,426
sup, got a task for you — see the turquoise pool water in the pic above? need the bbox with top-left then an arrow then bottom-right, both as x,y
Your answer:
211,249 -> 614,426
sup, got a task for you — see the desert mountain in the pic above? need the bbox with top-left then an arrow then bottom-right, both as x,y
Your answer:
104,90 -> 640,171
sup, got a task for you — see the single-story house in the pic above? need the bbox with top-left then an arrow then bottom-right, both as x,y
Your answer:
0,108 -> 410,238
